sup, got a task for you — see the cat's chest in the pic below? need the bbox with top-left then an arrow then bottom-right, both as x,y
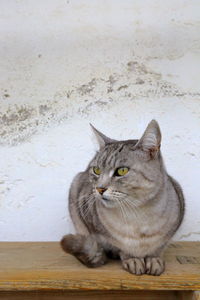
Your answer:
98,208 -> 165,256
98,207 -> 144,238
97,205 -> 164,242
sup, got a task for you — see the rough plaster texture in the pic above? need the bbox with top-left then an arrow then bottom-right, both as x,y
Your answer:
0,0 -> 200,241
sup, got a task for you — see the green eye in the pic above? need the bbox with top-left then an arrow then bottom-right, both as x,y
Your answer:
115,167 -> 129,176
93,167 -> 101,175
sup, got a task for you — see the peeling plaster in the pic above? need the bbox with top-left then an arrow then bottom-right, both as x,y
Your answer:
0,59 -> 198,146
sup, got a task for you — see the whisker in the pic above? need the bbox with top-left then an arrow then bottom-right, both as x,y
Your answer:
77,193 -> 96,220
123,197 -> 147,225
115,198 -> 130,238
122,200 -> 140,228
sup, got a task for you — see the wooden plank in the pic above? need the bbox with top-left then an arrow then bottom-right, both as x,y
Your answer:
0,242 -> 199,291
0,291 -> 179,300
0,291 -> 199,300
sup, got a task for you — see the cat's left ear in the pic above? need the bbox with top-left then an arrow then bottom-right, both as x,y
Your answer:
90,124 -> 116,149
135,120 -> 161,159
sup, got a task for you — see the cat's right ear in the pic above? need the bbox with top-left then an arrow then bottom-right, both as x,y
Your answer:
90,124 -> 116,149
135,120 -> 161,159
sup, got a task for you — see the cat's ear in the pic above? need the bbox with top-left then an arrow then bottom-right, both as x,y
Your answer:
135,120 -> 161,159
90,124 -> 116,149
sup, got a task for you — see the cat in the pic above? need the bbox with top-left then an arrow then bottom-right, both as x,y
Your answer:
61,120 -> 185,276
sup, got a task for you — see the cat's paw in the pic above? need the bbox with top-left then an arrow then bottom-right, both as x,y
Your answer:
122,257 -> 146,275
145,257 -> 165,276
85,248 -> 107,268
82,235 -> 107,268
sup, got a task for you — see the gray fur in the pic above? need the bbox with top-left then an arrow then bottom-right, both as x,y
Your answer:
61,120 -> 185,276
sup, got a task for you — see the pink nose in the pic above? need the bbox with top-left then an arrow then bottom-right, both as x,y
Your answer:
96,187 -> 107,195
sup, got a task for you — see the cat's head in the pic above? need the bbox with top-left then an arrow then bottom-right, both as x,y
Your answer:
88,120 -> 165,208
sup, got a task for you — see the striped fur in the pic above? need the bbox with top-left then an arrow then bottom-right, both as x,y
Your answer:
61,120 -> 185,276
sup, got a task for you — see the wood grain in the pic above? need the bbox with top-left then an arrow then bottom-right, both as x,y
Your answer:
0,291 -> 199,300
0,242 -> 199,291
0,290 -> 181,300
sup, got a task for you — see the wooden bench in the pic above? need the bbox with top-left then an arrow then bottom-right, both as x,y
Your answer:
0,242 -> 199,299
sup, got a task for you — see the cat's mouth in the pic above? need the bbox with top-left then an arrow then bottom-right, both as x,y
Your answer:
100,195 -> 115,208
102,195 -> 111,202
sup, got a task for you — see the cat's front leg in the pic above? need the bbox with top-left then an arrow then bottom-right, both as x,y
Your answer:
61,234 -> 107,268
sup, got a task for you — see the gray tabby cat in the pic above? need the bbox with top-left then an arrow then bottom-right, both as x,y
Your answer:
61,120 -> 185,276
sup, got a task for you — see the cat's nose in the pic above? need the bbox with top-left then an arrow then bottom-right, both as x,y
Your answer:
96,187 -> 107,195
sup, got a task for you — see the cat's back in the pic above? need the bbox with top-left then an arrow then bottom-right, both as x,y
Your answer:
167,175 -> 185,227
68,171 -> 91,235
69,171 -> 91,203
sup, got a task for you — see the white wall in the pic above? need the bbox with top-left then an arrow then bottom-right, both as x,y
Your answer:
0,0 -> 200,241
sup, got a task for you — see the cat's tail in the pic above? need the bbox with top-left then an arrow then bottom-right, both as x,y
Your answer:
60,234 -> 107,268
60,234 -> 85,254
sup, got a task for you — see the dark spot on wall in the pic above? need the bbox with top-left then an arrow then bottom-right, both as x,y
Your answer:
106,75 -> 117,93
127,61 -> 161,79
39,105 -> 50,115
4,94 -> 10,98
127,61 -> 148,74
127,61 -> 138,72
66,90 -> 73,98
0,130 -> 6,136
77,78 -> 96,95
18,107 -> 34,122
136,78 -> 145,84
107,75 -> 117,85
0,106 -> 34,126
19,125 -> 27,132
117,85 -> 128,91
94,100 -> 108,106
38,54 -> 42,58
